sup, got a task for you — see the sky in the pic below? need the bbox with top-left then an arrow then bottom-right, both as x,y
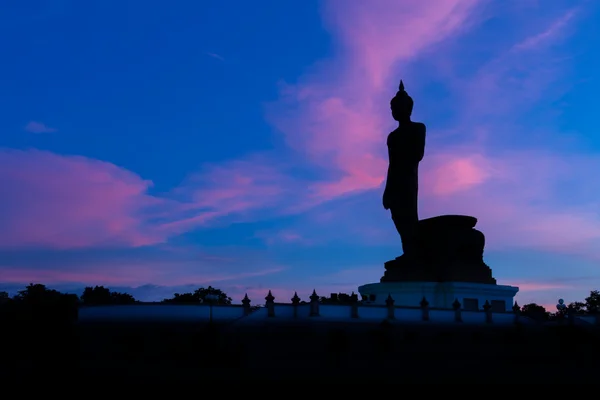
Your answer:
1,0 -> 599,309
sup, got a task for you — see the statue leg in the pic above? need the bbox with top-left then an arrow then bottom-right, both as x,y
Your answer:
390,209 -> 418,259
390,185 -> 419,258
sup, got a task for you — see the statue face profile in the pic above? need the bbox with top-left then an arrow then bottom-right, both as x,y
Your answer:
390,80 -> 414,122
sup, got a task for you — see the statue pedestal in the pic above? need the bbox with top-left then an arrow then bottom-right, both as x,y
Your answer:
358,281 -> 519,311
382,215 -> 496,284
361,214 -> 519,310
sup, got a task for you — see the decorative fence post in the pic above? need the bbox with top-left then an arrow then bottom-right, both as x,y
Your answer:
242,293 -> 251,316
512,301 -> 520,324
483,300 -> 493,324
350,291 -> 359,318
386,294 -> 395,320
556,298 -> 567,324
567,307 -> 575,326
310,289 -> 320,317
420,296 -> 430,321
291,292 -> 300,318
265,290 -> 275,317
453,298 -> 462,323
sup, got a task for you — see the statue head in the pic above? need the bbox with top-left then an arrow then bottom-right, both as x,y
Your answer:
390,80 -> 413,122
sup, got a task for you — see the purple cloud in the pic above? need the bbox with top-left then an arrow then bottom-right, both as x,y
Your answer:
24,121 -> 57,134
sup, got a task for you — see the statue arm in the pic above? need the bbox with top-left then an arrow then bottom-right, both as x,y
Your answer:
414,124 -> 426,162
383,171 -> 391,210
383,137 -> 392,210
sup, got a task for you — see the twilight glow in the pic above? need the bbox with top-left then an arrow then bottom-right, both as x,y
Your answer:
1,0 -> 599,308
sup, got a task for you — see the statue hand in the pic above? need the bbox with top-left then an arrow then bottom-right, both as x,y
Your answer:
382,193 -> 390,210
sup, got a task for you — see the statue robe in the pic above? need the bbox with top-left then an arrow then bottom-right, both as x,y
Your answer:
383,122 -> 426,254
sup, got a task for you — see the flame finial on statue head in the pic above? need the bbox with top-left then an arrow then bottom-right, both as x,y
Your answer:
391,79 -> 414,120
396,80 -> 410,98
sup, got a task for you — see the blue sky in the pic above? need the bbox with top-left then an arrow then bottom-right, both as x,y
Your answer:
1,0 -> 599,308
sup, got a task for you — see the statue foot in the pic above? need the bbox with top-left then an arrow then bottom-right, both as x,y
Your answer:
388,253 -> 419,270
395,253 -> 418,262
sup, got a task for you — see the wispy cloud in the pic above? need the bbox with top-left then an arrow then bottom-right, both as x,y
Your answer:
0,244 -> 287,290
266,1 -> 482,202
24,121 -> 56,133
1,2 -> 597,267
205,52 -> 225,61
0,148 -> 169,249
264,3 -> 600,258
253,229 -> 312,246
513,8 -> 577,51
507,282 -> 572,292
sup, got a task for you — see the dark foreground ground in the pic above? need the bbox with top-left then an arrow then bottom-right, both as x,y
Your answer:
2,319 -> 599,384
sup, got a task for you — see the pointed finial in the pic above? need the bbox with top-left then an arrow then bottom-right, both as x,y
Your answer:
399,80 -> 405,91
452,298 -> 461,310
265,290 -> 274,302
242,293 -> 251,305
291,291 -> 300,304
483,300 -> 491,311
386,293 -> 394,306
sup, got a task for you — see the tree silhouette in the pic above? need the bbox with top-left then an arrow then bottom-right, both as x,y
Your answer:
12,283 -> 78,324
584,290 -> 600,314
81,286 -> 111,304
111,291 -> 136,304
520,303 -> 549,321
162,286 -> 232,305
14,283 -> 64,302
567,301 -> 586,314
163,293 -> 198,304
81,286 -> 136,305
320,293 -> 357,304
195,286 -> 232,304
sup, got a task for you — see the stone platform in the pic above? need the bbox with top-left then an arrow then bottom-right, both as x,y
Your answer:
382,215 -> 496,284
360,214 -> 519,311
358,281 -> 519,311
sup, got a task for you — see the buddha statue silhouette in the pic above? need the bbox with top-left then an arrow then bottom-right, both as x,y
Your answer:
382,80 -> 426,261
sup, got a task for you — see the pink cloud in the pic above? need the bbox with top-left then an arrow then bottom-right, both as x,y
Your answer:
264,3 -> 600,259
24,121 -> 56,134
0,249 -> 286,288
506,282 -> 572,292
0,149 -> 307,249
253,229 -> 313,246
0,265 -> 156,286
421,153 -> 496,196
321,0 -> 480,90
0,148 -> 168,249
266,1 -> 482,201
417,149 -> 600,254
2,2 -> 594,264
158,155 -> 302,235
